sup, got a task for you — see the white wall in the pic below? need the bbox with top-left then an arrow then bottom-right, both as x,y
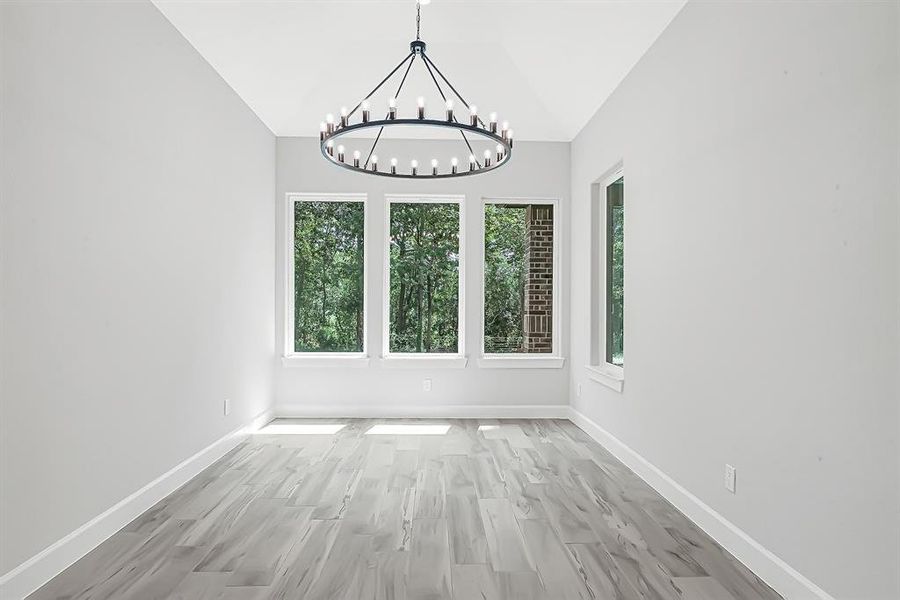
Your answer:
275,138 -> 569,413
569,2 -> 900,599
0,1 -> 275,576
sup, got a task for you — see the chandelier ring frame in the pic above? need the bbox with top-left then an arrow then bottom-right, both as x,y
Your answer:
320,118 -> 512,180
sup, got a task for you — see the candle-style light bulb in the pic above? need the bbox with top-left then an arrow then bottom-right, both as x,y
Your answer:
489,112 -> 498,133
469,153 -> 476,171
390,157 -> 398,174
337,145 -> 345,162
501,120 -> 509,141
326,139 -> 334,156
353,150 -> 361,167
371,154 -> 378,171
469,105 -> 478,126
445,99 -> 454,122
361,100 -> 370,123
496,144 -> 503,162
431,158 -> 438,175
483,148 -> 492,167
451,156 -> 459,174
507,129 -> 514,147
326,113 -> 335,134
411,159 -> 419,176
389,97 -> 397,120
417,97 -> 425,120
319,122 -> 327,141
340,106 -> 348,127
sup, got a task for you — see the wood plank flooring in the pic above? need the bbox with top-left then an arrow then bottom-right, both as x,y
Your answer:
29,419 -> 783,600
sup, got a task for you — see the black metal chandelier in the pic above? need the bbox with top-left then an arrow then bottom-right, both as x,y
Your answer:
319,0 -> 513,179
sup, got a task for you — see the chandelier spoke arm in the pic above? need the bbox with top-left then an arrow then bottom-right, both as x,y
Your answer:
362,126 -> 385,170
422,56 -> 482,168
363,53 -> 418,170
347,51 -> 414,121
459,130 -> 482,168
423,54 -> 488,129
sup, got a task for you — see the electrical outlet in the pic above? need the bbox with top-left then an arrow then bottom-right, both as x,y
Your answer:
577,383 -> 583,398
223,398 -> 231,416
724,464 -> 736,493
423,378 -> 432,392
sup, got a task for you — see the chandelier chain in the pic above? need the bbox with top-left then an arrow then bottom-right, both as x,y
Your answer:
416,1 -> 421,40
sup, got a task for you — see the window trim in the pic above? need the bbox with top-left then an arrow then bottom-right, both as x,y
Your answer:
382,194 -> 466,361
479,196 -> 563,364
585,166 -> 624,390
283,192 -> 369,363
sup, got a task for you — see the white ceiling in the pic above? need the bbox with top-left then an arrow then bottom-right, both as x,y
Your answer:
153,0 -> 685,141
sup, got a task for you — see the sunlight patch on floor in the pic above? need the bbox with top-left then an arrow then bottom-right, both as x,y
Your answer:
258,423 -> 346,435
365,424 -> 451,435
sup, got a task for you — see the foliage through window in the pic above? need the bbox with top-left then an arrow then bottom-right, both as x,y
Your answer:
606,177 -> 624,366
388,201 -> 461,354
484,203 -> 554,354
293,199 -> 365,353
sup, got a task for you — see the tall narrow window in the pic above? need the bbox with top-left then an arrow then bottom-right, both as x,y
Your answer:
289,194 -> 366,354
606,176 -> 624,366
386,197 -> 463,355
483,201 -> 556,355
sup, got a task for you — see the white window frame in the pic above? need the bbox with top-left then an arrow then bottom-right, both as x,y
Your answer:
586,167 -> 624,391
283,192 -> 370,368
382,194 -> 467,368
478,197 -> 564,369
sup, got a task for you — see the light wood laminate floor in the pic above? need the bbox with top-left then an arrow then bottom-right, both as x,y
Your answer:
29,419 -> 783,600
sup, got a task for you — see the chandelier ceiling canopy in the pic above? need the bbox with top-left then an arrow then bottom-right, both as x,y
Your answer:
319,0 -> 513,179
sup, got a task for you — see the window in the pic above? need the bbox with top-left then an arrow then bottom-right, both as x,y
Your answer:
606,176 -> 624,367
286,194 -> 366,357
384,196 -> 464,356
482,200 -> 558,356
587,168 -> 623,390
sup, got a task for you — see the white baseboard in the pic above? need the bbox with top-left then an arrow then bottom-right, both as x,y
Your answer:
0,409 -> 272,600
275,403 -> 570,419
567,408 -> 834,600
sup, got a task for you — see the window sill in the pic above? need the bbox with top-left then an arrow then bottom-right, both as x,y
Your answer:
380,355 -> 468,369
478,356 -> 566,369
282,354 -> 371,368
585,364 -> 624,392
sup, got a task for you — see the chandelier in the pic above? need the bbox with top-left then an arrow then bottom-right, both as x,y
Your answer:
318,0 -> 513,179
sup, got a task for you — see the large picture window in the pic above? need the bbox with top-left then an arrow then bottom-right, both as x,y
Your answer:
287,194 -> 366,355
385,196 -> 464,355
483,200 -> 557,355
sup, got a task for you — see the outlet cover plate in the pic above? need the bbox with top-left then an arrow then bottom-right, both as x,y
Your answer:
724,464 -> 736,493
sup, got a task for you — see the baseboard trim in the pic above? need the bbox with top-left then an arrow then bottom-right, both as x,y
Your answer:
275,403 -> 569,419
0,409 -> 272,600
567,408 -> 835,600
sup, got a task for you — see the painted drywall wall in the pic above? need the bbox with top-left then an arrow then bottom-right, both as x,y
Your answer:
0,1 -> 275,575
275,138 -> 570,412
569,2 -> 900,599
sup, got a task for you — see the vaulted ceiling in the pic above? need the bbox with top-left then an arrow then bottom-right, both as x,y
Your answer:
153,0 -> 684,141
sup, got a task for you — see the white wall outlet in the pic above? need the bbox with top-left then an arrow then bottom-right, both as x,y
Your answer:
577,383 -> 583,398
724,464 -> 736,493
422,378 -> 432,392
223,398 -> 231,416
